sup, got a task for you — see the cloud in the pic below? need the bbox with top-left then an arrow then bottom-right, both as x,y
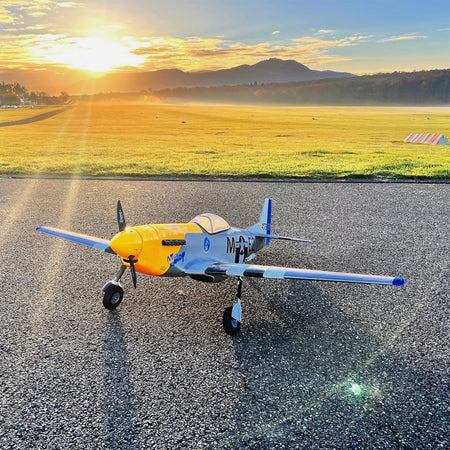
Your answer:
15,0 -> 53,17
0,0 -> 82,22
59,2 -> 79,7
100,24 -> 123,31
317,29 -> 336,34
0,4 -> 21,24
292,35 -> 369,46
272,30 -> 280,35
130,35 -> 363,71
0,21 -> 368,75
379,34 -> 426,42
0,14 -> 16,25
26,24 -> 46,30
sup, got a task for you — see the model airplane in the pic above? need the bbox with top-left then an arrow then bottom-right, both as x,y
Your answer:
36,199 -> 404,335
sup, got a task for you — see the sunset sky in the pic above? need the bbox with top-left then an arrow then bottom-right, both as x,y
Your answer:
1,0 -> 449,92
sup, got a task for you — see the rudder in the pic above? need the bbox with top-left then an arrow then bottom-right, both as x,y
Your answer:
248,198 -> 272,246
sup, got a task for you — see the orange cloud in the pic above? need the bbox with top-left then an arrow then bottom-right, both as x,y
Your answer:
0,0 -> 81,23
130,35 -> 364,71
0,4 -> 20,24
379,34 -> 426,42
0,24 -> 367,76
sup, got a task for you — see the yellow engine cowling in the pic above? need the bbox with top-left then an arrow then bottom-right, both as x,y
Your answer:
111,223 -> 202,276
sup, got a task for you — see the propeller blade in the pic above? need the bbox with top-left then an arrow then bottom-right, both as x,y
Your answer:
128,255 -> 137,289
117,200 -> 126,232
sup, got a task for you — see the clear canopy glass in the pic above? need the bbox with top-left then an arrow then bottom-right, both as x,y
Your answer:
190,213 -> 231,234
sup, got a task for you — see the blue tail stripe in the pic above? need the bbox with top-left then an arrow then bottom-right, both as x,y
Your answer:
266,198 -> 272,246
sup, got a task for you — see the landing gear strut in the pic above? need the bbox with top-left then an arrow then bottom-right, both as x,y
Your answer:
102,265 -> 126,310
223,277 -> 243,336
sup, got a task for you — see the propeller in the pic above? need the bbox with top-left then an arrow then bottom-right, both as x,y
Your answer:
116,200 -> 138,288
129,256 -> 137,288
117,200 -> 126,232
124,255 -> 138,289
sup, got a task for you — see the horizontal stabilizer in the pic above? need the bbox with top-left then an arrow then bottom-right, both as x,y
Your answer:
36,226 -> 114,253
200,262 -> 404,286
255,234 -> 312,243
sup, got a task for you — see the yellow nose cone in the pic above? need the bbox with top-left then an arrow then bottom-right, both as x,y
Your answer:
110,228 -> 143,258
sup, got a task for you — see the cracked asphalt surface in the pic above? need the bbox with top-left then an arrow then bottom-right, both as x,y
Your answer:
0,178 -> 448,449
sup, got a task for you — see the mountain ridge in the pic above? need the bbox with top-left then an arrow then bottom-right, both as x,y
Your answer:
94,58 -> 355,93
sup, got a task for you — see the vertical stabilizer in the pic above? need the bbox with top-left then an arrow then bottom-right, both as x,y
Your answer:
248,198 -> 272,246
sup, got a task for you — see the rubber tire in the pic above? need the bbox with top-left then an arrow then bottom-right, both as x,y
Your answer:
103,284 -> 124,310
223,306 -> 240,336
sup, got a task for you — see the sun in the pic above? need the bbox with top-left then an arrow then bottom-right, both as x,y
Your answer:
34,37 -> 145,73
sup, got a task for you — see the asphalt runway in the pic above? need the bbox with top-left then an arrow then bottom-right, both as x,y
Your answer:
0,178 -> 448,448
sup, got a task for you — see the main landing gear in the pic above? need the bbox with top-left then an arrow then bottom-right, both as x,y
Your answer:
223,277 -> 243,336
102,265 -> 244,336
102,265 -> 126,310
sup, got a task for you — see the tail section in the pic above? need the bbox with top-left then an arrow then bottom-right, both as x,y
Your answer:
247,198 -> 312,247
248,198 -> 272,246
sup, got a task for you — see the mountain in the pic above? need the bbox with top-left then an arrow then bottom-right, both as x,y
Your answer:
94,58 -> 355,93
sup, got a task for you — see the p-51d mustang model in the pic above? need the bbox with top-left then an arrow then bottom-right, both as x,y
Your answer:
36,199 -> 404,335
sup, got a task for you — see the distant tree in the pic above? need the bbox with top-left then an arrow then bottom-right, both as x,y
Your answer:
1,92 -> 21,105
29,91 -> 39,103
60,91 -> 69,103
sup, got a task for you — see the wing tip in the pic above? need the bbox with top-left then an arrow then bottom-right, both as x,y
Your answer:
393,277 -> 405,286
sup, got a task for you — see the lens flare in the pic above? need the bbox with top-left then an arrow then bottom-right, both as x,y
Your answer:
351,383 -> 363,396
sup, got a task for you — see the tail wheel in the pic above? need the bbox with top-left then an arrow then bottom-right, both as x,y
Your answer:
223,306 -> 240,336
103,284 -> 124,310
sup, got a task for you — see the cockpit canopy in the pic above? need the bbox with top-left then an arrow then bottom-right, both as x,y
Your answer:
190,213 -> 231,234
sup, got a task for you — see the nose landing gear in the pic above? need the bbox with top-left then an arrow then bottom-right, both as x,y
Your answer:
102,265 -> 126,310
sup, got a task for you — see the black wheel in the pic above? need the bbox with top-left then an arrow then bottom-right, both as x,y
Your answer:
223,306 -> 240,336
103,284 -> 124,310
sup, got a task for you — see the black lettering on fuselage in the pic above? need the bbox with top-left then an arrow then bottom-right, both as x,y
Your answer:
248,236 -> 255,253
226,237 -> 235,254
227,235 -> 255,262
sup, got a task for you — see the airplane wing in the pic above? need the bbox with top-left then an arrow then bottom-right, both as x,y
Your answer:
36,226 -> 114,253
189,262 -> 404,286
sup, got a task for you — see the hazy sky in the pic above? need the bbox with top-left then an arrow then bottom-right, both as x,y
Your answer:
1,0 -> 449,84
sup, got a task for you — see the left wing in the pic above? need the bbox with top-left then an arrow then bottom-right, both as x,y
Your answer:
188,262 -> 404,286
36,226 -> 114,253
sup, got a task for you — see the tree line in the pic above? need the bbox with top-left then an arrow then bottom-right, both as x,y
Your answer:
0,82 -> 69,105
154,69 -> 450,105
4,69 -> 448,106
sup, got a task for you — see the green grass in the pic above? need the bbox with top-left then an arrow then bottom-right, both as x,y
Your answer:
1,103 -> 449,179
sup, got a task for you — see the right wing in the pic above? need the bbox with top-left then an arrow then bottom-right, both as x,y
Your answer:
186,261 -> 404,286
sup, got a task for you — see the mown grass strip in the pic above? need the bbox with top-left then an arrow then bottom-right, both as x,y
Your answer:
0,103 -> 448,179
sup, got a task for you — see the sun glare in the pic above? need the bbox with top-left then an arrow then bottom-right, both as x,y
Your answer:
34,37 -> 145,73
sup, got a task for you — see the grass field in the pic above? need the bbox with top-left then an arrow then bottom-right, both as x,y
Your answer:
1,103 -> 449,178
